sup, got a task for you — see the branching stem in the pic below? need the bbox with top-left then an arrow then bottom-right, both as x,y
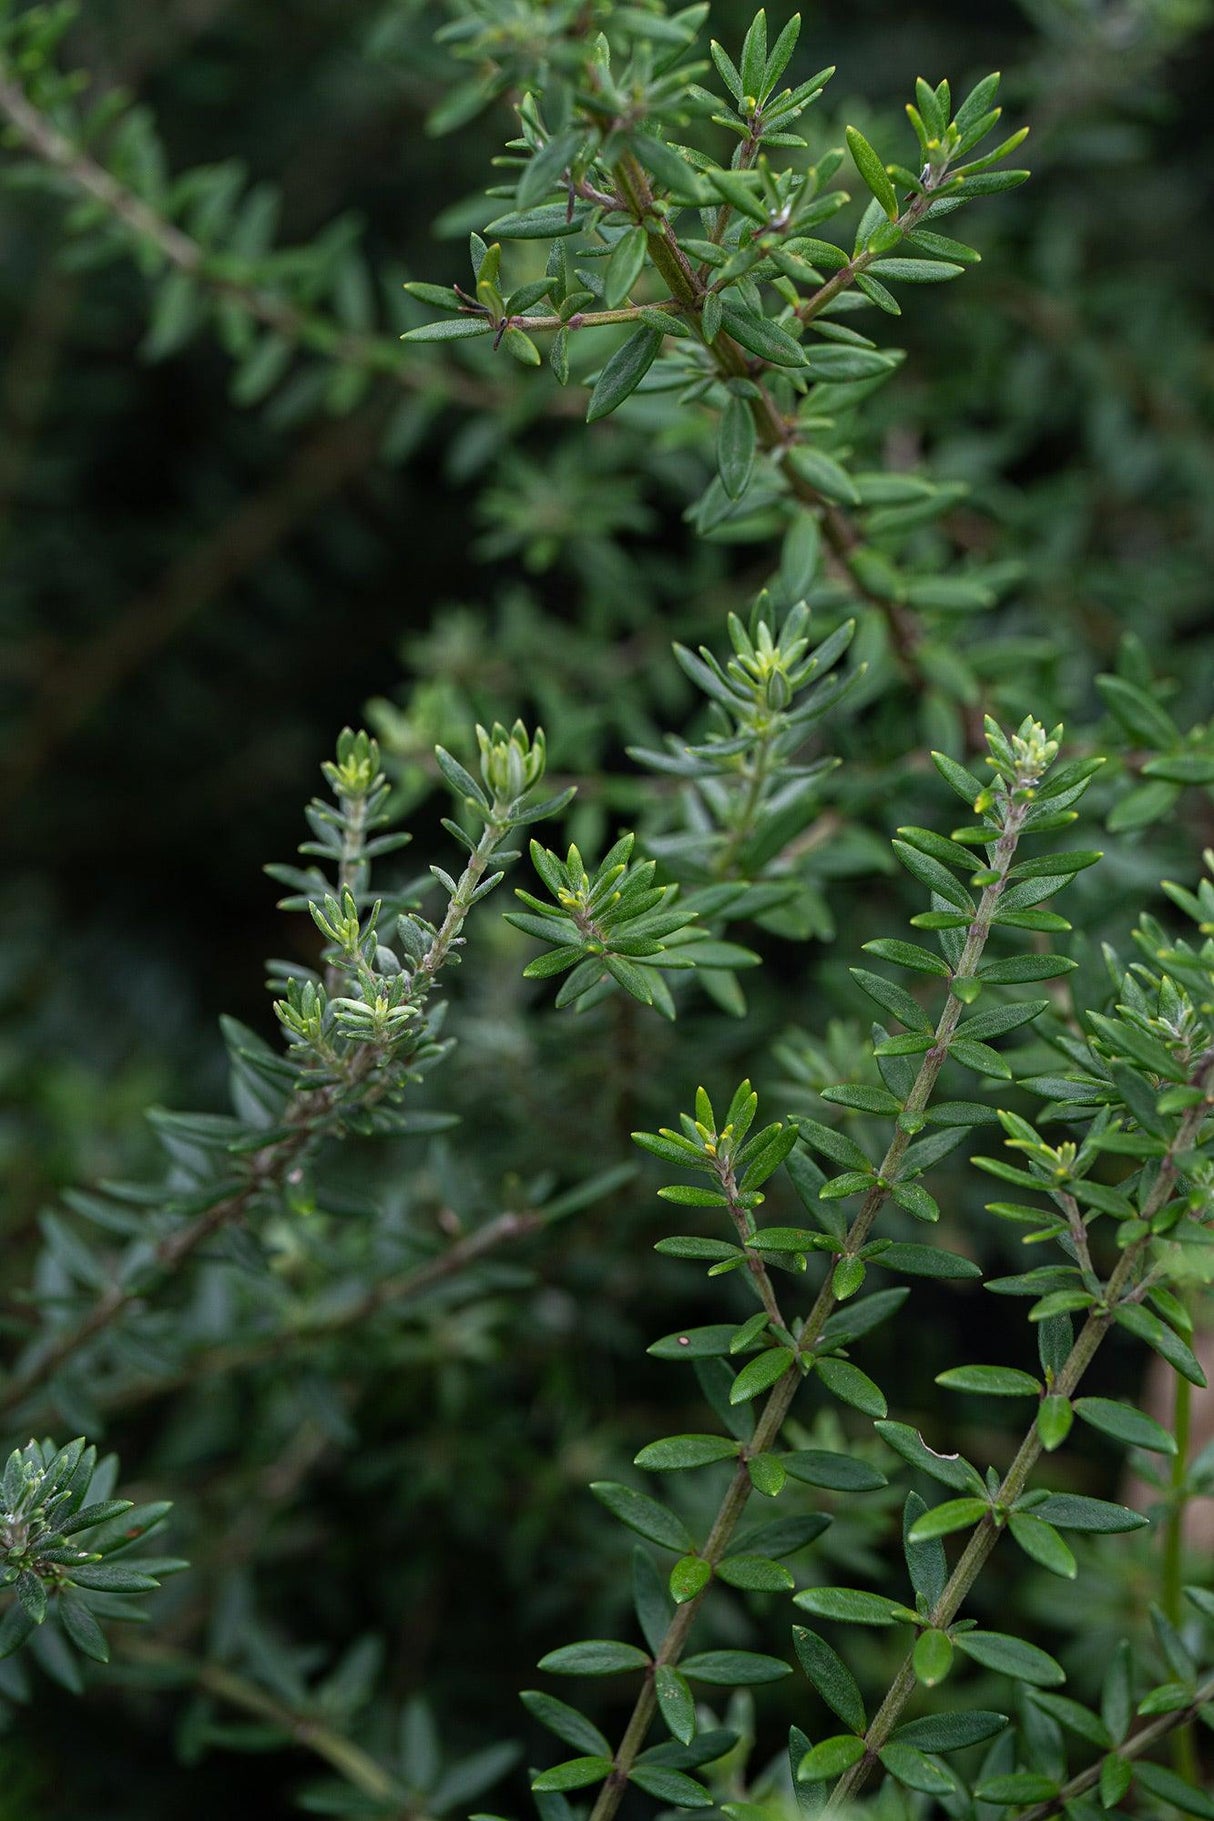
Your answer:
587,784 -> 1034,1821
826,1055 -> 1214,1810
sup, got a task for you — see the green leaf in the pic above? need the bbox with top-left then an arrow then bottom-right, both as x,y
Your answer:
631,134 -> 712,203
780,512 -> 821,599
798,1736 -> 865,1781
649,1326 -> 737,1360
589,1483 -> 693,1552
935,1365 -> 1042,1397
787,445 -> 860,505
605,227 -> 648,309
1073,1397 -> 1177,1455
889,1182 -> 942,1224
793,1587 -> 912,1627
792,1627 -> 866,1733
486,202 -> 592,238
716,1554 -> 794,1592
1143,749 -> 1214,785
976,1771 -> 1060,1802
1008,1512 -> 1076,1579
976,954 -> 1077,984
1095,675 -> 1179,749
17,1571 -> 48,1625
739,9 -> 768,97
862,939 -> 950,976
520,1692 -> 611,1757
538,1640 -> 650,1676
782,1450 -> 887,1491
849,968 -> 934,1033
820,1084 -> 901,1115
740,1123 -> 801,1190
1031,1494 -> 1149,1533
846,125 -> 898,219
831,1257 -> 866,1300
401,316 -> 494,343
655,1235 -> 739,1258
720,303 -> 807,368
953,1630 -> 1065,1687
874,1421 -> 985,1492
718,395 -> 757,501
57,1596 -> 108,1663
747,1452 -> 787,1497
629,1766 -> 713,1807
875,1243 -> 979,1280
891,1711 -> 1007,1753
682,1650 -> 793,1685
1134,1760 -> 1214,1817
877,1742 -> 955,1795
903,1490 -> 946,1608
66,1564 -> 159,1593
868,258 -> 964,284
635,1435 -> 740,1471
1035,1395 -> 1073,1452
729,1347 -> 795,1404
532,1758 -> 613,1792
1114,1303 -> 1207,1386
913,1629 -> 953,1687
891,841 -> 974,910
906,1498 -> 990,1541
657,1185 -> 731,1207
586,327 -> 664,422
655,1666 -> 697,1745
729,1513 -> 830,1559
814,1355 -> 886,1417
795,1120 -> 872,1171
710,168 -> 770,224
670,1556 -> 712,1603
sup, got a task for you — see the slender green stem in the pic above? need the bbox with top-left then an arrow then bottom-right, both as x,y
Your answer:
611,151 -> 937,681
586,786 -> 1035,1821
826,1057 -> 1214,1810
324,788 -> 370,996
1015,1668 -> 1214,1821
72,1207 -> 547,1417
510,302 -> 679,332
795,184 -> 935,328
415,816 -> 508,984
719,1157 -> 786,1329
0,815 -> 513,1416
712,720 -> 779,882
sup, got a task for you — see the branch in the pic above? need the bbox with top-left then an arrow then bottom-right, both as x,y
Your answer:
826,1052 -> 1214,1810
0,69 -> 489,409
586,788 -> 1035,1821
1018,1668 -> 1214,1821
94,1208 -> 547,1416
0,816 -> 518,1415
610,150 -> 944,701
123,1640 -> 409,1810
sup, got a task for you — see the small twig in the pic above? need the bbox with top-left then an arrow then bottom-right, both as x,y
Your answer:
123,1639 -> 410,1809
827,1054 -> 1214,1810
92,1209 -> 546,1415
0,69 -> 491,411
587,785 -> 1035,1821
1016,1669 -> 1214,1821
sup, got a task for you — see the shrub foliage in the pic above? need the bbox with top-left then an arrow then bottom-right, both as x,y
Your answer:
2,0 -> 1214,1816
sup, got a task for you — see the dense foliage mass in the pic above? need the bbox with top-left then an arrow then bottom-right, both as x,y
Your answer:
1,0 -> 1213,1816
